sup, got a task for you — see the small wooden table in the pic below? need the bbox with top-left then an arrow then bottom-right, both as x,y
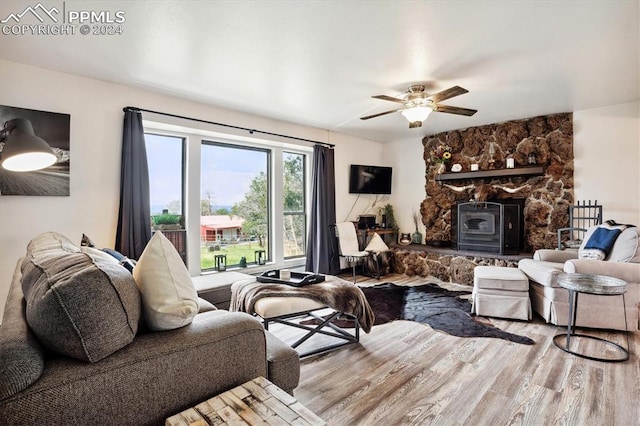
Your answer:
166,376 -> 325,426
356,227 -> 397,248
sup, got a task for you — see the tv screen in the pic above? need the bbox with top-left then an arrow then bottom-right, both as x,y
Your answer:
349,164 -> 392,194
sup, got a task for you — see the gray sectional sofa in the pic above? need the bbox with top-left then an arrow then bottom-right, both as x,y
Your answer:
0,232 -> 299,425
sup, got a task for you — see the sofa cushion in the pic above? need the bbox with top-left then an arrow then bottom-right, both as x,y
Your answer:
25,230 -> 78,255
473,266 -> 529,291
517,258 -> 564,288
608,227 -> 640,263
21,232 -> 141,363
0,262 -> 45,400
265,330 -> 300,392
133,232 -> 199,331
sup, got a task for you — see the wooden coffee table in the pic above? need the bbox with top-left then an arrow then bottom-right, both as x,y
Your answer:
166,376 -> 325,426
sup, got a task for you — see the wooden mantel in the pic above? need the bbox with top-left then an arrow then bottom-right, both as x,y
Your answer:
435,166 -> 544,182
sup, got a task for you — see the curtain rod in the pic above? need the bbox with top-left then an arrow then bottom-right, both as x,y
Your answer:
123,106 -> 335,148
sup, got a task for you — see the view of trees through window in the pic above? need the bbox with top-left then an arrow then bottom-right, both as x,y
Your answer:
200,142 -> 270,270
283,152 -> 306,257
146,132 -> 307,271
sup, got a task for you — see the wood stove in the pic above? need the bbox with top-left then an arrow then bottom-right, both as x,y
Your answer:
451,200 -> 523,254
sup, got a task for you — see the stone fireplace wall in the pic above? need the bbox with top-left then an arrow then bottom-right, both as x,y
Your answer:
421,112 -> 574,252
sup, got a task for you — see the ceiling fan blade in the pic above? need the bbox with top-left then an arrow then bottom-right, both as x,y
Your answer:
372,95 -> 405,104
428,86 -> 468,103
360,108 -> 402,120
433,105 -> 478,116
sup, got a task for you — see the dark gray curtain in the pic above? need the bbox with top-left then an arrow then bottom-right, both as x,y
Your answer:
116,109 -> 151,259
305,145 -> 340,274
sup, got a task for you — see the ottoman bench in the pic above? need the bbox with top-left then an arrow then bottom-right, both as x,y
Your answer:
472,266 -> 532,320
254,296 -> 360,358
230,275 -> 375,358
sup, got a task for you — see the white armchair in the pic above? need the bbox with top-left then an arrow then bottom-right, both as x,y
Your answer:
519,226 -> 640,331
335,222 -> 372,284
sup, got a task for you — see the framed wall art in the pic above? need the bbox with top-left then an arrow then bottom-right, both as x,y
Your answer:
0,105 -> 70,196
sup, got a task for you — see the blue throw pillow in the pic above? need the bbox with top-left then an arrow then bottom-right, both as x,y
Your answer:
102,248 -> 136,273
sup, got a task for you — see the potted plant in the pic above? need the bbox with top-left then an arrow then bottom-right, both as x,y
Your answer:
379,204 -> 398,230
151,213 -> 183,231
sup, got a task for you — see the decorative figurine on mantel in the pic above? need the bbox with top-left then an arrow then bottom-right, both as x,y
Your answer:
488,142 -> 496,170
506,151 -> 515,169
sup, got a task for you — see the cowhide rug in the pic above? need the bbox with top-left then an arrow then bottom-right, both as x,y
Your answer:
302,283 -> 534,345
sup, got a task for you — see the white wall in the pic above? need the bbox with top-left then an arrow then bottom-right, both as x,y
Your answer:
333,133 -> 386,223
573,101 -> 640,225
384,137 -> 426,235
387,102 -> 640,233
0,60 -> 383,321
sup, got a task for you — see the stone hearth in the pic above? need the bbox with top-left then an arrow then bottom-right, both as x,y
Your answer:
390,244 -> 531,286
421,112 -> 574,252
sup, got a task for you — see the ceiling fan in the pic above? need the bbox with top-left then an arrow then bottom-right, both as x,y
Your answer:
360,84 -> 477,128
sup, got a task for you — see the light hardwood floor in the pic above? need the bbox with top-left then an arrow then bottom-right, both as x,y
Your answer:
279,273 -> 640,425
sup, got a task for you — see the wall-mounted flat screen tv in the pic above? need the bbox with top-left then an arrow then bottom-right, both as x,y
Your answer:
349,164 -> 392,194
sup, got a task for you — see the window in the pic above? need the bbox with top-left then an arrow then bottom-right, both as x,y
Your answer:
145,133 -> 187,264
144,125 -> 310,274
200,142 -> 270,270
283,152 -> 306,258
145,133 -> 185,218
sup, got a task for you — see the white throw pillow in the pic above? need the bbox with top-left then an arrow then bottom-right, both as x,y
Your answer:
133,232 -> 198,331
365,232 -> 389,253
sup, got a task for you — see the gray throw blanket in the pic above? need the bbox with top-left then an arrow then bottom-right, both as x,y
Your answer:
230,276 -> 375,333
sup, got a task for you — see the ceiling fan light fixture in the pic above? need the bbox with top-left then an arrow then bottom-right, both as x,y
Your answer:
401,106 -> 432,125
362,84 -> 475,125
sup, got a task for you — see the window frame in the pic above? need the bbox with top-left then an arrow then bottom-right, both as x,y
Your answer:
282,150 -> 307,260
144,132 -> 186,219
143,120 -> 312,275
200,139 -> 272,270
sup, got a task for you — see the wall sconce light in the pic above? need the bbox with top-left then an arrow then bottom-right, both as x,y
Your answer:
0,118 -> 57,172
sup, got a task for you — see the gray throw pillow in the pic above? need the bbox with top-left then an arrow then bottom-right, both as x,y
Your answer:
21,232 -> 141,363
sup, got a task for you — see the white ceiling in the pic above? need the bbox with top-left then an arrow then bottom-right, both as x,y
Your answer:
1,0 -> 638,143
